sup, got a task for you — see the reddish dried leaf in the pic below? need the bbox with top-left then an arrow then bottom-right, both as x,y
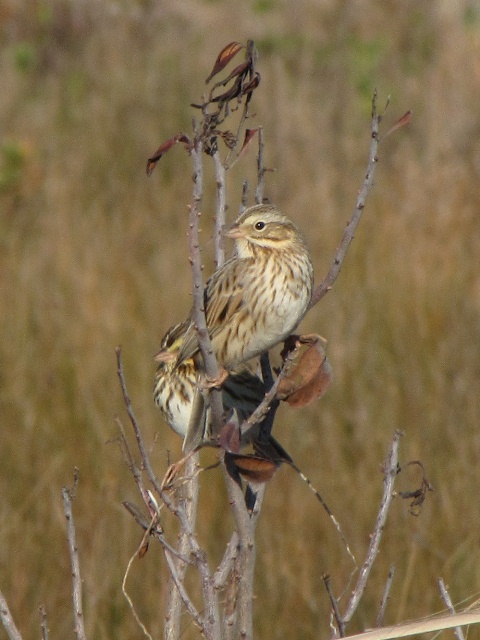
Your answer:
212,61 -> 250,90
210,74 -> 244,104
205,42 -> 244,84
241,72 -> 261,96
138,539 -> 149,559
146,133 -> 191,176
227,452 -> 279,483
277,334 -> 333,407
219,413 -> 241,453
285,356 -> 333,407
384,110 -> 412,139
237,128 -> 258,159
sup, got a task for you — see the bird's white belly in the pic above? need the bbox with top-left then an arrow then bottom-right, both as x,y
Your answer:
253,284 -> 309,351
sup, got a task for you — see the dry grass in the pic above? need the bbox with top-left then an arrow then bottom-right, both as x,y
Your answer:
2,0 -> 480,638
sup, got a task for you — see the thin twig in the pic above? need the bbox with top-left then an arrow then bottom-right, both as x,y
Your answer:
116,347 -> 163,496
438,578 -> 466,640
340,431 -> 402,630
164,548 -> 204,630
39,606 -> 49,640
116,347 -> 219,637
285,457 -> 356,568
224,42 -> 256,170
213,531 -> 239,590
165,454 -> 201,640
376,565 -> 395,627
310,90 -> 381,309
323,574 -> 345,638
0,590 -> 23,640
117,347 -> 211,579
161,470 -> 220,639
240,180 -> 249,212
242,340 -> 300,444
212,150 -> 226,268
189,126 -> 223,434
115,417 -> 147,502
122,525 -> 158,640
222,459 -> 257,640
255,127 -> 265,204
62,471 -> 87,640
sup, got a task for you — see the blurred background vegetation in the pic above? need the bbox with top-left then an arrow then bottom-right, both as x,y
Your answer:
2,0 -> 480,638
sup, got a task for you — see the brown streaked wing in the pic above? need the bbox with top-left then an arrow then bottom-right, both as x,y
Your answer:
176,257 -> 252,365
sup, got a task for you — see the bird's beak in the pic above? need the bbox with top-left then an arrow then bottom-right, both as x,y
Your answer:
223,224 -> 245,239
154,349 -> 177,363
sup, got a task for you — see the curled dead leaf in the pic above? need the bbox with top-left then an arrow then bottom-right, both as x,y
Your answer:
398,460 -> 434,516
211,61 -> 250,91
226,451 -> 279,483
218,412 -> 241,454
277,334 -> 333,407
383,110 -> 412,140
138,539 -> 149,559
146,133 -> 191,176
236,128 -> 259,159
205,42 -> 244,84
241,71 -> 261,96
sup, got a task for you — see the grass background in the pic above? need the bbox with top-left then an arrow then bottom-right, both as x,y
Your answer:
2,0 -> 480,638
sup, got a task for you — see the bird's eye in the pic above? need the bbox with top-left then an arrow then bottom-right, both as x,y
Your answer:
254,221 -> 266,231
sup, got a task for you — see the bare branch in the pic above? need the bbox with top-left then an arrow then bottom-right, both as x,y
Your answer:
376,565 -> 395,628
212,150 -> 226,268
323,574 -> 345,638
116,347 -> 163,496
0,590 -> 23,640
189,129 -> 223,433
161,476 -> 221,639
255,126 -> 265,204
39,606 -> 49,640
165,455 -> 200,640
240,180 -> 249,211
116,346 -> 220,637
438,578 -> 466,640
164,548 -> 203,630
285,457 -> 356,568
213,532 -> 239,590
115,417 -> 145,496
340,431 -> 402,629
122,529 -> 157,640
310,90 -> 382,309
62,471 -> 87,640
221,43 -> 258,169
242,338 -> 300,445
222,459 -> 265,640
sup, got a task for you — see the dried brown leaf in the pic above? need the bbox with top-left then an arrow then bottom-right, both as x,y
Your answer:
210,74 -> 244,104
383,110 -> 412,139
241,72 -> 261,97
277,334 -> 333,407
146,133 -> 191,176
211,61 -> 250,90
398,460 -> 434,515
205,42 -> 244,84
219,413 -> 241,453
236,128 -> 258,159
226,452 -> 279,483
138,539 -> 149,559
